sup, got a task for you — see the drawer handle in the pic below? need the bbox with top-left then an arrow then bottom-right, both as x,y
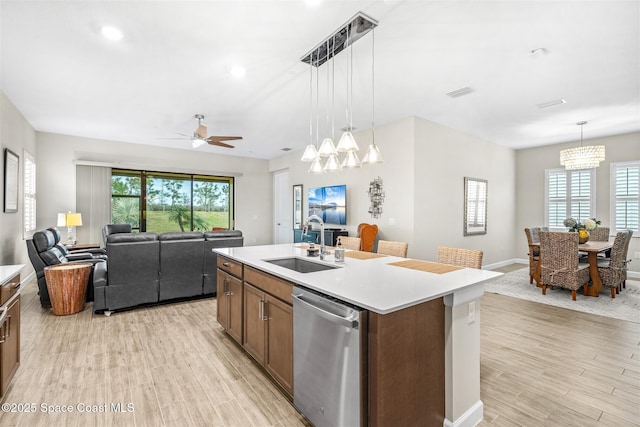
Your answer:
259,300 -> 268,321
223,262 -> 230,267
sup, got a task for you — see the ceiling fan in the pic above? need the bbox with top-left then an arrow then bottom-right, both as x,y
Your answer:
164,114 -> 242,148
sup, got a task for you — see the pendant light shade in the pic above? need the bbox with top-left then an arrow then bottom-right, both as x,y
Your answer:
336,131 -> 359,152
323,154 -> 342,172
318,137 -> 338,157
362,143 -> 384,164
301,144 -> 319,162
559,121 -> 605,170
308,157 -> 324,173
341,151 -> 362,168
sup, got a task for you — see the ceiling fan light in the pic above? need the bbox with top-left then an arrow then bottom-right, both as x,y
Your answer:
192,139 -> 206,148
341,151 -> 362,168
323,154 -> 342,172
301,144 -> 319,162
318,137 -> 338,157
308,157 -> 324,173
336,131 -> 359,152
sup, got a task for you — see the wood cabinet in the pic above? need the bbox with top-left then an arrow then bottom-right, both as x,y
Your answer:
0,268 -> 21,400
216,256 -> 243,344
243,267 -> 293,395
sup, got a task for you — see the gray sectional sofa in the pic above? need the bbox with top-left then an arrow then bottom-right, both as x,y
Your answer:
93,230 -> 243,313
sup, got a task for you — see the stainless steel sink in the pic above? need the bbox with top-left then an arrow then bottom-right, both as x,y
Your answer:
264,257 -> 340,273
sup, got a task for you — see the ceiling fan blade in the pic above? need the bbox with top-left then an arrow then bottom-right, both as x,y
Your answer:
157,137 -> 191,140
207,140 -> 236,148
207,136 -> 243,142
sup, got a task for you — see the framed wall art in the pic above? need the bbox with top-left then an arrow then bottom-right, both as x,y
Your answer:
4,148 -> 19,213
464,177 -> 487,236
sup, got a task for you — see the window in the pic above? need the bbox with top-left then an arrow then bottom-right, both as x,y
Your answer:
23,151 -> 36,238
545,168 -> 596,227
111,169 -> 234,232
610,161 -> 639,236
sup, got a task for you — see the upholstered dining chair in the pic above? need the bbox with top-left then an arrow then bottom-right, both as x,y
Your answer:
524,227 -> 541,284
597,231 -> 631,298
338,236 -> 361,250
357,223 -> 379,252
539,231 -> 590,301
377,240 -> 408,258
437,246 -> 483,269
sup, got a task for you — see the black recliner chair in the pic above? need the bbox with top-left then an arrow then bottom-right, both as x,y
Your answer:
26,229 -> 106,308
102,223 -> 132,247
47,227 -> 107,260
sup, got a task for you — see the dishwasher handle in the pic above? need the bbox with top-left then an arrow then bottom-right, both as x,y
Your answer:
292,293 -> 359,329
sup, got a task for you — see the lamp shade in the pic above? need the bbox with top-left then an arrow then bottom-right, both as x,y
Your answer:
58,212 -> 83,227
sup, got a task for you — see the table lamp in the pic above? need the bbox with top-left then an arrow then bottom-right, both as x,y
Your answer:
57,212 -> 83,245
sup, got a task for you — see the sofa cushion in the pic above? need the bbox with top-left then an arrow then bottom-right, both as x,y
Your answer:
159,231 -> 204,241
107,233 -> 158,244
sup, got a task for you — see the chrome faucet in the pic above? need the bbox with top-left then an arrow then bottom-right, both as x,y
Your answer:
303,215 -> 326,259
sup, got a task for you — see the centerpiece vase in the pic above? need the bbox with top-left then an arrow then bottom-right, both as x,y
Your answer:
578,228 -> 590,244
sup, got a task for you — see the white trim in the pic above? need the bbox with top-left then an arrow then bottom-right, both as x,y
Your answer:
73,159 -> 243,177
610,160 -> 640,237
443,400 -> 484,427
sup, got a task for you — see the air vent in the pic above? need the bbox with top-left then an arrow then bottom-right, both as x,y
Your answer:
281,147 -> 293,152
446,87 -> 474,98
536,99 -> 566,108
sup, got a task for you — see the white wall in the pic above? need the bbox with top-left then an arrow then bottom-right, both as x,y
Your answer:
0,91 -> 37,266
516,131 -> 640,274
271,116 -> 515,265
36,132 -> 273,247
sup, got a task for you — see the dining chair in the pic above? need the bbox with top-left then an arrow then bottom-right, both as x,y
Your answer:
621,229 -> 634,289
524,227 -> 541,284
589,226 -> 610,241
338,236 -> 361,250
357,223 -> 379,252
377,240 -> 408,258
539,231 -> 590,301
437,246 -> 483,269
596,231 -> 631,298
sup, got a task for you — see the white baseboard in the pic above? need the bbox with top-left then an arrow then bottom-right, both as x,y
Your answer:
443,400 -> 484,427
484,259 -> 639,279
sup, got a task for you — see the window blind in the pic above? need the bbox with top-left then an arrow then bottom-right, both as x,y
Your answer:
611,161 -> 639,235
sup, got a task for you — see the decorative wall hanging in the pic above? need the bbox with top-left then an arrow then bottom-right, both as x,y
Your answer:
367,176 -> 384,218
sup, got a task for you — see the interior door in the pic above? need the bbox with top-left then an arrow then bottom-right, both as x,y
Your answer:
273,170 -> 291,244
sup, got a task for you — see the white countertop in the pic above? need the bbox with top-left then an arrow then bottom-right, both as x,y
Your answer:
0,264 -> 24,286
215,244 -> 502,314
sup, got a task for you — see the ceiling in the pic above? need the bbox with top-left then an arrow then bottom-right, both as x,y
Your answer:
1,0 -> 638,160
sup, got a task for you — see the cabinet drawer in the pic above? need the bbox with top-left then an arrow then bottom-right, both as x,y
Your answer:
217,256 -> 243,278
0,273 -> 19,306
244,267 -> 293,305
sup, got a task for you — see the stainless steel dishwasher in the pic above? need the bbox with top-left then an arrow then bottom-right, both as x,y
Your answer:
292,285 -> 368,427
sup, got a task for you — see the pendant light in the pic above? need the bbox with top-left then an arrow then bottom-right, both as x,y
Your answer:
308,53 -> 324,174
559,121 -> 605,170
318,39 -> 338,159
362,28 -> 383,164
323,36 -> 342,172
337,22 -> 361,158
301,51 -> 319,163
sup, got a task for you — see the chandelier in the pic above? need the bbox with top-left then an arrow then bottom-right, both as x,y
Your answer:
560,121 -> 605,170
300,12 -> 382,173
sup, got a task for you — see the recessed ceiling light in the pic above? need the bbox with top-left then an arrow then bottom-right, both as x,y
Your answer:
446,87 -> 474,98
101,26 -> 123,41
230,65 -> 246,78
305,0 -> 322,7
536,99 -> 566,108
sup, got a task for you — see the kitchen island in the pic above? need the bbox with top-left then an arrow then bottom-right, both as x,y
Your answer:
214,244 -> 502,427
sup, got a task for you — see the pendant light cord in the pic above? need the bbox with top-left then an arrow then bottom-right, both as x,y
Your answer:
309,52 -> 313,146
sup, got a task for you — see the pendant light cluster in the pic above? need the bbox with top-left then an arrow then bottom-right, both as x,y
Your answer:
559,121 -> 605,170
300,12 -> 382,173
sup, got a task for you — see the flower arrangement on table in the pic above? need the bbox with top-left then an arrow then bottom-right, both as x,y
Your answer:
563,217 -> 601,232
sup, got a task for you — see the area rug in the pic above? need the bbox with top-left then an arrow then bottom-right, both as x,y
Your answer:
483,267 -> 640,323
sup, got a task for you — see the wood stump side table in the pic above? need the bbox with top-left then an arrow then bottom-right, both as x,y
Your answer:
44,263 -> 92,315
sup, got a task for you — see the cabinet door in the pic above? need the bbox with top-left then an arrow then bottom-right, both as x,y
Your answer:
0,295 -> 20,399
265,294 -> 293,395
216,270 -> 230,330
243,283 -> 266,365
227,275 -> 244,344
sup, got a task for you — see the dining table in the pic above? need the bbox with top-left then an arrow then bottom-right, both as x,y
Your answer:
531,240 -> 613,297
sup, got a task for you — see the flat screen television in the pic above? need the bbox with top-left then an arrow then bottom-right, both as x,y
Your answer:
308,184 -> 346,225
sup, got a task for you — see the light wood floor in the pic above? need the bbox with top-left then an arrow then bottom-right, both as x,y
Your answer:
1,269 -> 638,426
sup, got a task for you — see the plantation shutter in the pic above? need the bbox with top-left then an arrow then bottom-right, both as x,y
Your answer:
611,161 -> 640,235
545,168 -> 595,227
